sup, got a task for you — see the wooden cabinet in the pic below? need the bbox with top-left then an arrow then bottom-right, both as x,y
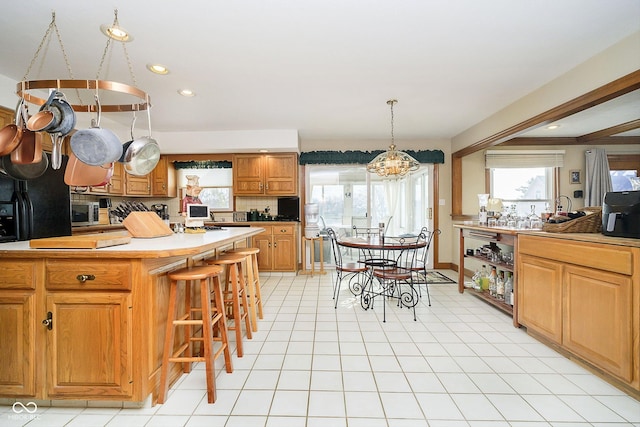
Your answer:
233,153 -> 298,196
518,234 -> 639,393
518,254 -> 563,344
152,156 -> 176,197
84,156 -> 173,197
126,174 -> 152,196
90,161 -> 125,195
252,224 -> 297,271
563,264 -> 634,382
0,260 -> 37,397
0,105 -> 13,128
45,292 -> 133,398
456,225 -> 518,326
0,258 -> 134,399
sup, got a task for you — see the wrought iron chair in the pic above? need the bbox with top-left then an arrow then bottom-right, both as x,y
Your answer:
326,228 -> 368,308
397,228 -> 441,306
370,234 -> 423,321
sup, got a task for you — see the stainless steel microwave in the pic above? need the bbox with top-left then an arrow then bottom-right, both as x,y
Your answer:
71,202 -> 100,226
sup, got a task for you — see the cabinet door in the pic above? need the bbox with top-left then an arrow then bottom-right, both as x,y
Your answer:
273,235 -> 295,271
0,292 -> 36,396
152,156 -> 176,197
0,106 -> 13,128
126,174 -> 152,196
90,162 -> 124,195
264,154 -> 297,195
563,265 -> 633,382
518,254 -> 562,344
253,231 -> 273,271
46,292 -> 133,398
234,154 -> 264,195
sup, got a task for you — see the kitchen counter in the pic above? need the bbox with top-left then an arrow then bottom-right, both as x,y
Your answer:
0,226 -> 264,406
0,227 -> 264,258
454,223 -> 640,247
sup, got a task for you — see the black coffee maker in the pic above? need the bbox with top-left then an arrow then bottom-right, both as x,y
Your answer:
152,204 -> 169,221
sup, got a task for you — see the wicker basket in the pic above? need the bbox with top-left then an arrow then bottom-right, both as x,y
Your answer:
542,206 -> 602,233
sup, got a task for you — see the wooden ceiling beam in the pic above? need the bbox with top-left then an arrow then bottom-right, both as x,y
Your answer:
577,118 -> 640,143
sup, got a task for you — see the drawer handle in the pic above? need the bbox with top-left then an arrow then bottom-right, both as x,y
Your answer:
76,274 -> 96,283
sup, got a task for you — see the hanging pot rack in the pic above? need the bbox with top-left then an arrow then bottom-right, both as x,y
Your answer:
16,79 -> 150,113
16,10 -> 150,113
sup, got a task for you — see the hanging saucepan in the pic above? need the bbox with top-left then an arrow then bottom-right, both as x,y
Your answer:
25,90 -> 75,135
64,150 -> 114,187
119,103 -> 160,176
11,100 -> 42,165
0,99 -> 24,157
26,90 -> 59,132
0,151 -> 49,181
70,94 -> 122,166
26,91 -> 76,170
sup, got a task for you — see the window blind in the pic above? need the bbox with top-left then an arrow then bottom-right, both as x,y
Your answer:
485,150 -> 565,168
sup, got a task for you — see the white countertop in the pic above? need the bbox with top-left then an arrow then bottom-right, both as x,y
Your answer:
0,227 -> 265,258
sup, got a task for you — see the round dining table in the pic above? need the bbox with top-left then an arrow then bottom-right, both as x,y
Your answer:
336,234 -> 426,321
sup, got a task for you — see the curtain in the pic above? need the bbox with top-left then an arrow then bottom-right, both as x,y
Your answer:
383,179 -> 400,235
584,148 -> 612,207
300,150 -> 445,165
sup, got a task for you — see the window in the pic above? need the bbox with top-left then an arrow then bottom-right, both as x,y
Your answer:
608,154 -> 640,191
486,150 -> 563,216
177,168 -> 233,211
490,167 -> 554,215
306,164 -> 431,236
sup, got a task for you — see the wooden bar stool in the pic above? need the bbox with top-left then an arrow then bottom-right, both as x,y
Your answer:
158,265 -> 233,404
206,253 -> 253,357
227,247 -> 263,332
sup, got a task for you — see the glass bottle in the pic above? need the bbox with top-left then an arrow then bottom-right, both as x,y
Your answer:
504,272 -> 514,306
488,266 -> 497,297
496,270 -> 505,301
480,265 -> 489,291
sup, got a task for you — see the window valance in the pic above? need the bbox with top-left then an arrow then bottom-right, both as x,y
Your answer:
299,149 -> 444,165
485,150 -> 565,168
173,160 -> 232,169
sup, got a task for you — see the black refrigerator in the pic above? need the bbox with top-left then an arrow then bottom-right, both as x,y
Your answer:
0,153 -> 71,242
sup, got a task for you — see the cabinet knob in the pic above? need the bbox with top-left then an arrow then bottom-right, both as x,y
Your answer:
76,274 -> 96,283
42,312 -> 53,330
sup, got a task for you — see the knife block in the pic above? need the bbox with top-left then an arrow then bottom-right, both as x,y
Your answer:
122,212 -> 173,238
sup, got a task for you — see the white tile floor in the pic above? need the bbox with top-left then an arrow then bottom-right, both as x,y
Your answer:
2,270 -> 639,426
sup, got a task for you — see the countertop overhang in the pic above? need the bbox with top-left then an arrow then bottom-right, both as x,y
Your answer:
0,227 -> 265,259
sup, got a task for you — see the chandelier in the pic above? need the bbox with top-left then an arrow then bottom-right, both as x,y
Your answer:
366,99 -> 419,177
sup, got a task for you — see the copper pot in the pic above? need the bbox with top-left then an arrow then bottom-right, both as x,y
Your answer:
0,100 -> 24,157
64,151 -> 114,188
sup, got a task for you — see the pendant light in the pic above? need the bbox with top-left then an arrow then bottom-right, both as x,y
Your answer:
366,99 -> 419,177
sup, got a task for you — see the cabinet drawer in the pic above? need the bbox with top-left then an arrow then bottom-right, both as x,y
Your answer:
273,225 -> 294,235
46,260 -> 131,291
0,260 -> 37,290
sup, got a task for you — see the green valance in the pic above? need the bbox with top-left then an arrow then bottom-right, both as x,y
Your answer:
173,160 -> 232,169
299,149 -> 444,165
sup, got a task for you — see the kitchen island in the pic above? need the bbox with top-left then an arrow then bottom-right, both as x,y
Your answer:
0,226 -> 264,407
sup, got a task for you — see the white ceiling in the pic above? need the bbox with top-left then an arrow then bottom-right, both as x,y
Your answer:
0,0 -> 639,151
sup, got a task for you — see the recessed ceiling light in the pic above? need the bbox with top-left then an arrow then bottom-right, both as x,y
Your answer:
259,149 -> 269,153
178,89 -> 195,97
147,64 -> 169,75
546,124 -> 560,130
100,24 -> 133,42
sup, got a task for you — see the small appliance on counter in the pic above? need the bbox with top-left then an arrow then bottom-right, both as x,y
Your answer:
602,190 -> 640,239
277,196 -> 300,221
